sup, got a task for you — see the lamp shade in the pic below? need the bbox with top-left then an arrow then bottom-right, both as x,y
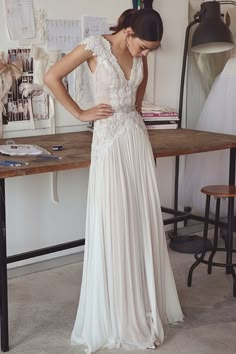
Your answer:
191,1 -> 234,53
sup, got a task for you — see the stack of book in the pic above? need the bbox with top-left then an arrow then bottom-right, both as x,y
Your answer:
86,102 -> 179,132
141,101 -> 179,129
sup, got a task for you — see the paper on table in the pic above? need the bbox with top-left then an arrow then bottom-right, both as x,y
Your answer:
0,144 -> 49,156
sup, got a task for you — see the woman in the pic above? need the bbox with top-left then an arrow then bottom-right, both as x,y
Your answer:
44,8 -> 183,353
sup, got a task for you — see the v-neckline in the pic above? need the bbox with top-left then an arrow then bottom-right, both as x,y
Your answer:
101,35 -> 135,82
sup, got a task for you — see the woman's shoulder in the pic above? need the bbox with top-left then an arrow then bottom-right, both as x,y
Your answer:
80,35 -> 107,57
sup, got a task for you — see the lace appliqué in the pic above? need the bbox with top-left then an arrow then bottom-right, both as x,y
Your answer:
75,36 -> 107,110
92,111 -> 147,162
76,35 -> 147,162
80,36 -> 108,59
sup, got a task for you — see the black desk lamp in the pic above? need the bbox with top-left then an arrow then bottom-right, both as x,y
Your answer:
169,0 -> 236,253
192,1 -> 234,53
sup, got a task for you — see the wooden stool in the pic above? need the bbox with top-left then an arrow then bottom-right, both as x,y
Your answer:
187,185 -> 236,296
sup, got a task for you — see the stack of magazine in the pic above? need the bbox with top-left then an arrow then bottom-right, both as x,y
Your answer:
86,101 -> 179,132
141,101 -> 179,129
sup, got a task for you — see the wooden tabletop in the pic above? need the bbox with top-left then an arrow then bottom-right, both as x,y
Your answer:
148,129 -> 236,156
0,128 -> 236,179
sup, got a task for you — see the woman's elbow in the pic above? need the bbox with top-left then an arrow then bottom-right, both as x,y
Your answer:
43,71 -> 62,90
43,70 -> 51,86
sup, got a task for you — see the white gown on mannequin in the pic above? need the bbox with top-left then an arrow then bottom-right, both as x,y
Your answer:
71,35 -> 183,353
182,54 -> 236,216
181,6 -> 236,216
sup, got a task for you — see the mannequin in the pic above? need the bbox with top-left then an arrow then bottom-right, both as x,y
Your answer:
181,7 -> 236,216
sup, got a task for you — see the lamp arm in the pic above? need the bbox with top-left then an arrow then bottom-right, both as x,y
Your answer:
173,19 -> 198,234
178,19 -> 198,127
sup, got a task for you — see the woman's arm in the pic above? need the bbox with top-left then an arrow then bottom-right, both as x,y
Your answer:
44,44 -> 113,122
135,56 -> 148,114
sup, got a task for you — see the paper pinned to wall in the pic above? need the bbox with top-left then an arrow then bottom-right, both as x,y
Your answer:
46,19 -> 82,52
4,0 -> 35,40
31,90 -> 49,120
82,16 -> 108,38
18,8 -> 47,46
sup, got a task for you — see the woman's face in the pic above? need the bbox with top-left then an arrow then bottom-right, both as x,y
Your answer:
125,32 -> 160,57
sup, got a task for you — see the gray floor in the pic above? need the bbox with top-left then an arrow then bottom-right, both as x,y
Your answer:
7,234 -> 236,354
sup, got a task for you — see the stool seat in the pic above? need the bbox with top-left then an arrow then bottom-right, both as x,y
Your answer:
201,185 -> 236,197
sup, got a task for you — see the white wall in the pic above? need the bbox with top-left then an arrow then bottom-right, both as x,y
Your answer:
153,0 -> 188,211
0,0 -> 189,268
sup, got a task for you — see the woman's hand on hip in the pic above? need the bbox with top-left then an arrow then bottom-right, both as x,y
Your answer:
79,104 -> 113,122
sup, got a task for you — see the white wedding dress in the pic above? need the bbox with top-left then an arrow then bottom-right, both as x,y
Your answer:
71,35 -> 183,353
181,7 -> 236,216
181,54 -> 236,216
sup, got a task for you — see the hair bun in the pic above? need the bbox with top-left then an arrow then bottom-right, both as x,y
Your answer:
131,9 -> 163,41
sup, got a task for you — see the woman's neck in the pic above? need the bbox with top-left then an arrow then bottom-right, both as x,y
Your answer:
104,31 -> 128,53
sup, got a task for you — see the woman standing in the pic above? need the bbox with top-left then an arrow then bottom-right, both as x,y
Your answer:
44,8 -> 183,353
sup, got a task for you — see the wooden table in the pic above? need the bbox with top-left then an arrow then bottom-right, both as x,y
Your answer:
1,128 -> 236,351
1,129 -> 236,178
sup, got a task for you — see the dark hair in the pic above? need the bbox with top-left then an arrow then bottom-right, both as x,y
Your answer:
110,8 -> 163,42
109,9 -> 137,33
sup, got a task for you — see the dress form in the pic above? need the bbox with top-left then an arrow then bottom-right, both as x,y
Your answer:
181,7 -> 236,216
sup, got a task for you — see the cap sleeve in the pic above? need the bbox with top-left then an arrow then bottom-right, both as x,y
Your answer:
80,35 -> 105,58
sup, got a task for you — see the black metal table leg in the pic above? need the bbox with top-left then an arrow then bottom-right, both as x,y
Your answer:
0,178 -> 9,352
187,194 -> 211,287
228,148 -> 236,186
228,148 -> 236,274
173,156 -> 180,234
226,196 -> 234,275
0,229 -> 9,352
228,148 -> 236,294
170,154 -> 212,253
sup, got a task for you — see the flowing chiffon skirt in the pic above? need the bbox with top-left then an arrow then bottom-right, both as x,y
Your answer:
71,124 -> 183,353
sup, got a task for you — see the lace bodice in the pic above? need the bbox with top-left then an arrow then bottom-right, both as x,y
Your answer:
80,35 -> 147,161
